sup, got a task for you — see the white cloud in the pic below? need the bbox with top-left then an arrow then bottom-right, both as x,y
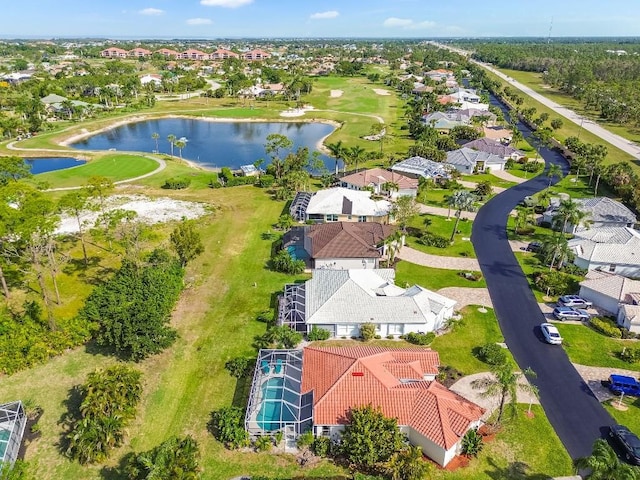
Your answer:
310,11 -> 339,20
383,17 -> 435,29
139,7 -> 164,16
186,18 -> 213,25
200,0 -> 253,7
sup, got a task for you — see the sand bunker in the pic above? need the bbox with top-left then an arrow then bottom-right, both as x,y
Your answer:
56,194 -> 210,234
372,88 -> 391,96
330,90 -> 343,98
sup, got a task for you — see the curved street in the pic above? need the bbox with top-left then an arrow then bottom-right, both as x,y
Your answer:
471,109 -> 616,459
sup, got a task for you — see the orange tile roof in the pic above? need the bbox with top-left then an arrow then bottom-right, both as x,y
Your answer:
341,168 -> 419,190
306,222 -> 396,259
302,347 -> 484,450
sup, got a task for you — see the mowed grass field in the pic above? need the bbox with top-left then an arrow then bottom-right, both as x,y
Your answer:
34,154 -> 160,188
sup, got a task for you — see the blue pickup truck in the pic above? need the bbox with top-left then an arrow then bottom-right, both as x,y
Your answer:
608,375 -> 640,396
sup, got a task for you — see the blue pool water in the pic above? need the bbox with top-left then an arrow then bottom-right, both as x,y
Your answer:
286,245 -> 309,261
26,157 -> 86,174
256,377 -> 297,431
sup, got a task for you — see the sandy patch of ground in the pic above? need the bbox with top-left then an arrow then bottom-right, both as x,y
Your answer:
372,88 -> 391,96
330,89 -> 343,98
56,194 -> 211,234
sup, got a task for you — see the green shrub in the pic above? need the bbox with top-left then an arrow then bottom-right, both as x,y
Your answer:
386,334 -> 394,340
258,174 -> 275,188
418,232 -> 449,248
478,343 -> 507,365
208,406 -> 249,449
534,271 -> 579,297
590,317 -> 622,338
405,332 -> 436,346
515,226 -> 535,235
619,347 -> 640,363
308,326 -> 331,341
312,436 -> 332,457
461,428 -> 484,457
208,177 -> 223,188
270,249 -> 305,274
162,177 -> 191,189
254,435 -> 272,452
522,161 -> 543,173
360,323 -> 377,341
225,176 -> 256,187
296,430 -> 314,448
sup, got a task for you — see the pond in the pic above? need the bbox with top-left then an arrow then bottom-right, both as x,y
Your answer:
70,118 -> 340,171
26,157 -> 86,174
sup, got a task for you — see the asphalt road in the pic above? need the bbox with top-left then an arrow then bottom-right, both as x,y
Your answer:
471,105 -> 616,460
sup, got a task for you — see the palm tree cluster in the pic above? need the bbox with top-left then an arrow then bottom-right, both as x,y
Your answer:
446,190 -> 477,243
66,365 -> 143,464
326,140 -> 368,175
124,435 -> 201,479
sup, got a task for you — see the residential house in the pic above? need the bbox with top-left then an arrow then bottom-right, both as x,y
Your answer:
139,74 -> 162,86
128,47 -> 152,58
425,68 -> 455,82
244,49 -> 271,61
284,222 -> 397,270
155,48 -> 179,58
457,109 -> 497,125
422,111 -> 469,132
579,270 -> 640,332
568,227 -> 640,277
463,138 -> 524,161
446,147 -> 508,174
340,168 -> 419,199
301,347 -> 484,466
100,47 -> 128,58
278,268 -> 457,337
543,197 -> 637,233
178,49 -> 208,60
210,48 -> 239,60
483,126 -> 513,143
244,347 -> 484,467
391,156 -> 452,180
297,187 -> 392,224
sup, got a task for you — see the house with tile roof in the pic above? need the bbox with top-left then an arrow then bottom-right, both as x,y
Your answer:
463,137 -> 524,160
544,197 -> 637,233
446,147 -> 507,174
284,222 -> 398,270
128,48 -> 152,58
302,187 -> 392,224
422,111 -> 469,132
301,347 -> 483,466
340,168 -> 419,199
391,156 -> 452,180
579,270 -> 640,332
100,47 -> 128,58
568,227 -> 640,278
278,269 -> 456,337
483,126 -> 513,143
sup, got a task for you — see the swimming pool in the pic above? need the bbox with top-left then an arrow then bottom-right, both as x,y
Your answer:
286,245 -> 309,262
256,377 -> 297,431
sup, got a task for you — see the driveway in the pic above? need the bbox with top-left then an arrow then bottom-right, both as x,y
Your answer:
470,96 -> 616,460
437,287 -> 492,309
397,246 -> 480,271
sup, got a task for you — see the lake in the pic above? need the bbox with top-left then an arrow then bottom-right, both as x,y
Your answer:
26,157 -> 86,174
70,118 -> 340,171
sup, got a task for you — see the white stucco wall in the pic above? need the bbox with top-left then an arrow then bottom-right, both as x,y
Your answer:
579,286 -> 619,315
576,260 -> 640,278
314,257 -> 378,270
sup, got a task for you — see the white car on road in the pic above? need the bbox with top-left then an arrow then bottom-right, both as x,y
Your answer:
541,323 -> 563,345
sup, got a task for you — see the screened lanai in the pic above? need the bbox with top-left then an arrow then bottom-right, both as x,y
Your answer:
277,284 -> 307,333
0,401 -> 26,469
245,349 -> 312,438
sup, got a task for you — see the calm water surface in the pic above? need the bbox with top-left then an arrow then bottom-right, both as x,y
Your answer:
27,157 -> 86,174
71,118 -> 339,171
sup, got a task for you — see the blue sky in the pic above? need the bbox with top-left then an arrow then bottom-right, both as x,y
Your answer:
3,0 -> 640,38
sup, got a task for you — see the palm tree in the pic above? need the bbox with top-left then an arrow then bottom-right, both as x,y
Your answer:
514,206 -> 533,234
471,362 -> 538,426
575,439 -> 639,480
174,138 -> 187,159
546,163 -> 564,188
370,122 -> 388,153
348,145 -> 366,173
326,140 -> 345,175
541,232 -> 571,271
167,134 -> 176,157
151,132 -> 160,153
384,445 -> 430,480
536,189 -> 552,210
554,198 -> 591,233
446,190 -> 477,243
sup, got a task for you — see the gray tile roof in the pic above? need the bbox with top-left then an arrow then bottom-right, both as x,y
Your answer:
391,156 -> 452,178
569,227 -> 640,265
304,269 -> 456,325
580,271 -> 640,301
446,147 -> 507,168
575,197 -> 637,227
463,138 -> 524,158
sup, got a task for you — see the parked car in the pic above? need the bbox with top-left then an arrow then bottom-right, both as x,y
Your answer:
609,425 -> 640,465
608,375 -> 640,397
540,323 -> 563,345
557,295 -> 593,308
552,306 -> 590,321
525,241 -> 542,253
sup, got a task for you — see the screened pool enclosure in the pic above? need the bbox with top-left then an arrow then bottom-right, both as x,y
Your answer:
0,401 -> 26,469
245,350 -> 312,438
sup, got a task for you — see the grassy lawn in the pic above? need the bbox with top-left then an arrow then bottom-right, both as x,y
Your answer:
406,213 -> 476,258
461,173 -> 517,189
34,153 -> 159,188
605,397 -> 640,438
395,261 -> 486,291
431,306 -> 509,375
555,323 -> 638,371
485,69 -> 637,169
